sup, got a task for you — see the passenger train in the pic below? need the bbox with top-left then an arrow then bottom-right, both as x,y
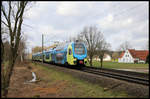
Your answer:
32,41 -> 88,66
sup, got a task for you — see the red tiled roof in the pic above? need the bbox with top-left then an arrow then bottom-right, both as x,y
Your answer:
128,49 -> 149,61
119,51 -> 125,58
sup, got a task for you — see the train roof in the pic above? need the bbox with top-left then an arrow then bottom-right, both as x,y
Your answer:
54,42 -> 70,51
32,41 -> 86,56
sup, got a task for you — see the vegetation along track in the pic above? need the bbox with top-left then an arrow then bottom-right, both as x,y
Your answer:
33,61 -> 149,86
81,66 -> 149,86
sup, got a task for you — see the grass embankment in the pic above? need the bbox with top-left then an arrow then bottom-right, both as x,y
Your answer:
30,62 -> 129,98
86,61 -> 149,69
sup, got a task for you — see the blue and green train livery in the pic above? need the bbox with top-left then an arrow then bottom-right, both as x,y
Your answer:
32,41 -> 88,66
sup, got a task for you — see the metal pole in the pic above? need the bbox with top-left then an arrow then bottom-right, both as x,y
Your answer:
42,34 -> 44,63
28,49 -> 29,61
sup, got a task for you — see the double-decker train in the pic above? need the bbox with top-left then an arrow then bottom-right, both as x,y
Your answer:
32,41 -> 88,66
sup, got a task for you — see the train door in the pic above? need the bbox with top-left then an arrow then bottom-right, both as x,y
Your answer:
67,45 -> 74,65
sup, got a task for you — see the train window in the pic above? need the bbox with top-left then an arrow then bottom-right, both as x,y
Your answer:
69,49 -> 72,55
51,54 -> 54,59
56,53 -> 64,61
46,53 -> 49,59
74,43 -> 85,55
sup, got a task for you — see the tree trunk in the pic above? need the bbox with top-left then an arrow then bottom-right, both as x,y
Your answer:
100,58 -> 103,68
89,56 -> 93,66
2,53 -> 16,97
21,53 -> 23,62
1,1 -> 28,97
1,39 -> 4,63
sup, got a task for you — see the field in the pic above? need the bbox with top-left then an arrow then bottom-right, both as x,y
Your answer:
6,61 -> 130,98
86,60 -> 149,69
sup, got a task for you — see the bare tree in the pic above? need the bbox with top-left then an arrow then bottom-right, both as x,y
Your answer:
96,40 -> 111,68
1,25 -> 5,63
119,41 -> 132,51
1,1 -> 28,97
107,51 -> 114,59
68,35 -> 77,42
1,24 -> 9,63
16,36 -> 27,62
3,41 -> 11,62
32,46 -> 42,53
1,38 -> 4,62
76,33 -> 84,42
80,25 -> 102,66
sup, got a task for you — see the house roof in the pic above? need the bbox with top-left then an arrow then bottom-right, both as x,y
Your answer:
120,49 -> 149,61
129,49 -> 149,60
119,51 -> 125,58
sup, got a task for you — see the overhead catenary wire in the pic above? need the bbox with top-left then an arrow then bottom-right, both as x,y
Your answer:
93,3 -> 148,31
25,3 -> 148,51
113,3 -> 146,18
88,3 -> 146,21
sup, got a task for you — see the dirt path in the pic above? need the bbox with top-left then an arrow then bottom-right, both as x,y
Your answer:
7,62 -> 69,98
7,62 -> 87,98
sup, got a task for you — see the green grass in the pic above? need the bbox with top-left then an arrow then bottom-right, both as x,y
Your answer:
86,60 -> 149,69
31,63 -> 130,98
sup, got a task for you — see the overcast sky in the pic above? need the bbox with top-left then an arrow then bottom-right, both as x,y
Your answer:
23,1 -> 149,52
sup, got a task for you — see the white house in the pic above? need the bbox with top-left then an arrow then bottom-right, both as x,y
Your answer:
118,49 -> 149,63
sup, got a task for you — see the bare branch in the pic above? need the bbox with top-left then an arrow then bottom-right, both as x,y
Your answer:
8,1 -> 13,35
13,2 -> 22,35
1,4 -> 9,23
1,20 -> 9,27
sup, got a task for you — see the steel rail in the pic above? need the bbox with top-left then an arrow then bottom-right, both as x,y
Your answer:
33,61 -> 149,86
82,67 -> 149,86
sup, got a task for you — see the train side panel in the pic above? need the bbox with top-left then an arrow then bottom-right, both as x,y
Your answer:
55,51 -> 66,64
32,41 -> 88,66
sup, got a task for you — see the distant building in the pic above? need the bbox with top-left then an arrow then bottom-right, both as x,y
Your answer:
118,49 -> 149,63
103,54 -> 112,61
94,54 -> 111,61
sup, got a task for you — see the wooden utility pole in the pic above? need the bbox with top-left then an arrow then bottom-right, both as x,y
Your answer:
42,34 -> 44,63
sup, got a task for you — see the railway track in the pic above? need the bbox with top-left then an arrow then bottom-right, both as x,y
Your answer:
81,66 -> 149,86
33,61 -> 149,86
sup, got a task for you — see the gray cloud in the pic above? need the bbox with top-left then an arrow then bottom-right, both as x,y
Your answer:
23,1 -> 149,52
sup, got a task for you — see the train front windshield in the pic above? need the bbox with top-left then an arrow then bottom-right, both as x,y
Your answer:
74,43 -> 85,55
